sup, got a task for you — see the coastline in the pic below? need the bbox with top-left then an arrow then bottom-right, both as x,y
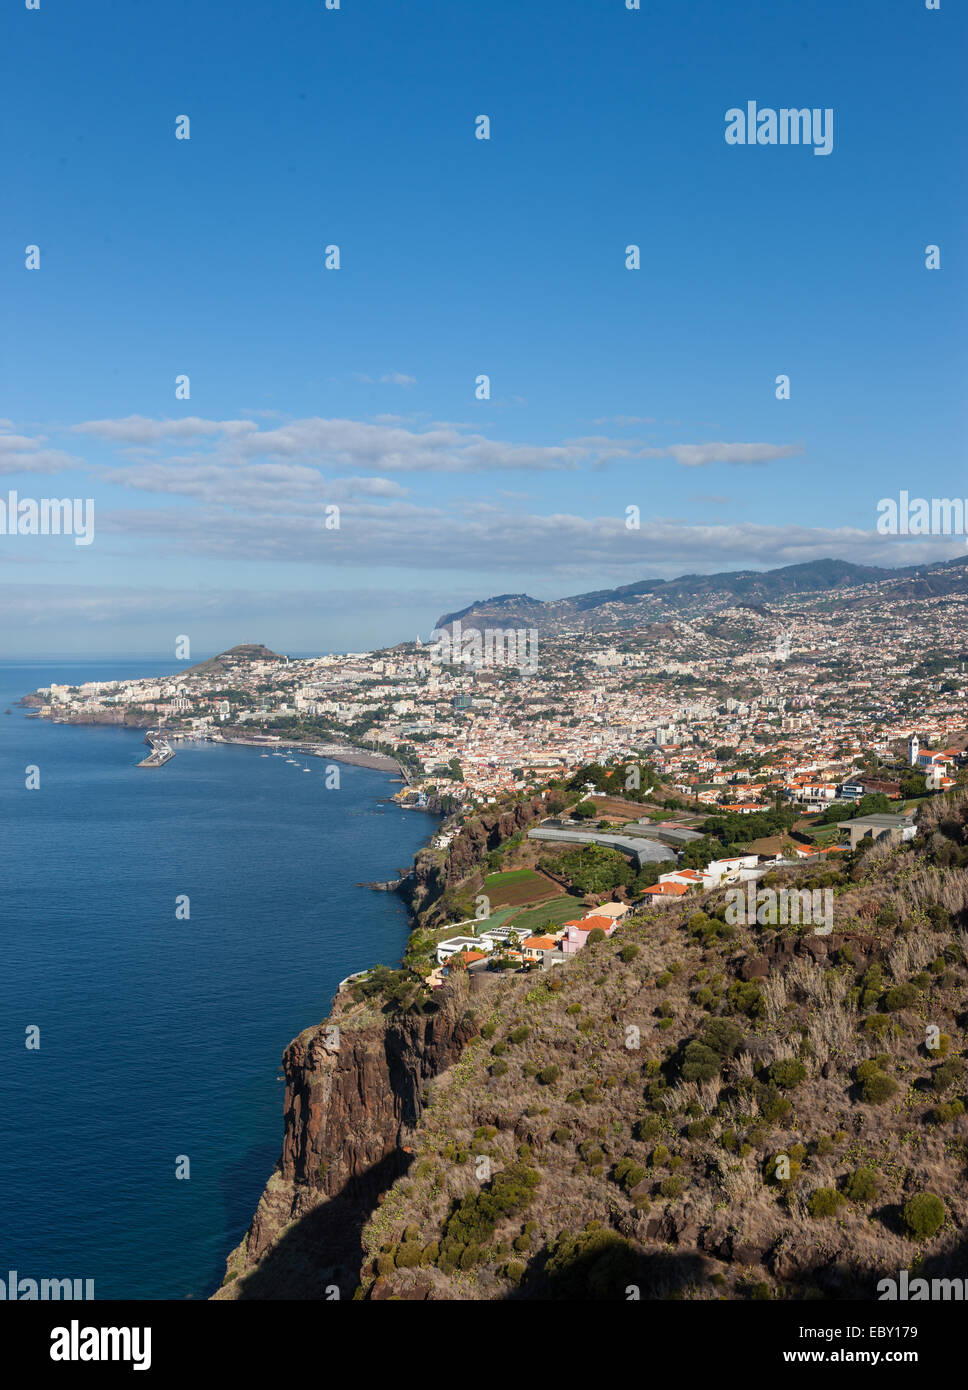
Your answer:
18,700 -> 406,776
3,672 -> 439,1299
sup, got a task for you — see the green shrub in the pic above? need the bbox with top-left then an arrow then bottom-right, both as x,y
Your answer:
635,1116 -> 661,1141
508,1025 -> 530,1044
855,1057 -> 888,1083
760,1084 -> 792,1122
861,1072 -> 898,1104
808,1187 -> 845,1219
543,1227 -> 639,1299
860,964 -> 883,1011
701,1018 -> 746,1057
725,981 -> 765,1019
846,1167 -> 878,1202
393,1242 -> 422,1268
613,1157 -> 647,1193
681,1041 -> 722,1083
552,1127 -> 571,1144
504,1259 -> 526,1285
659,1175 -> 684,1198
932,1059 -> 964,1093
902,1193 -> 945,1240
439,1162 -> 542,1268
620,944 -> 640,963
932,1099 -> 965,1123
769,1059 -> 807,1090
883,983 -> 917,1011
765,1153 -> 802,1187
490,1059 -> 509,1077
537,1064 -> 560,1085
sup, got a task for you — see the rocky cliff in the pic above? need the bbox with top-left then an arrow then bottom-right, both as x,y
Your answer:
406,794 -> 549,925
214,977 -> 479,1299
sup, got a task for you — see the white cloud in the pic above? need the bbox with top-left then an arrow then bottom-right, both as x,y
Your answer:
0,429 -> 81,475
664,442 -> 803,468
71,416 -> 259,444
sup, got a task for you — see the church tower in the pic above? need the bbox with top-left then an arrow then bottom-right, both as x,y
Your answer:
908,734 -> 920,767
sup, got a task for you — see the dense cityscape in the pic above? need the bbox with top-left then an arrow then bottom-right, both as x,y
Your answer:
28,574 -> 968,815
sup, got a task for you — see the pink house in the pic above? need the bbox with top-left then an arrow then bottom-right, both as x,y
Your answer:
561,915 -> 617,955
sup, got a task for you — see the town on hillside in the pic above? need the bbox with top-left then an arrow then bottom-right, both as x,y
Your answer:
25,586 -> 968,986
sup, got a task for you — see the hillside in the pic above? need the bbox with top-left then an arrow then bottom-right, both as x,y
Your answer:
181,643 -> 285,677
436,556 -> 968,635
217,790 -> 968,1301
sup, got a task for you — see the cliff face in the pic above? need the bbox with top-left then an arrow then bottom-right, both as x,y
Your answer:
216,978 -> 478,1298
408,794 -> 549,923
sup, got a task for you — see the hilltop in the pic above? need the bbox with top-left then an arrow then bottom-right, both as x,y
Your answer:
181,643 -> 285,677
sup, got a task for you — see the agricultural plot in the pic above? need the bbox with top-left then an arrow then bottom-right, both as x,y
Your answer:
506,895 -> 584,935
482,867 -> 562,908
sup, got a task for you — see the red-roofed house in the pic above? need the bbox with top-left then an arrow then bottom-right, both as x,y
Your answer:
640,881 -> 689,901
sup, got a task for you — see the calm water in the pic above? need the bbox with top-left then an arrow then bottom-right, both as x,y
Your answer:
0,658 -> 437,1299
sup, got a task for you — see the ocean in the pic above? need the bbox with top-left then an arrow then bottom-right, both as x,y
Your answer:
0,658 -> 438,1299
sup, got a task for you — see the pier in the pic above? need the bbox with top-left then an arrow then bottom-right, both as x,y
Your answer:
137,731 -> 175,769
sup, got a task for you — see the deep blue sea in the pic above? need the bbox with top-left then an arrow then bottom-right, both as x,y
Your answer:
0,658 -> 438,1299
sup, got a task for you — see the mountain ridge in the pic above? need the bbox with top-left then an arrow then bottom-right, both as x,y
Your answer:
436,555 -> 968,635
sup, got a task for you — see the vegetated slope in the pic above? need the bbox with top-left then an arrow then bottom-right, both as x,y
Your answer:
436,555 -> 968,635
359,792 -> 968,1301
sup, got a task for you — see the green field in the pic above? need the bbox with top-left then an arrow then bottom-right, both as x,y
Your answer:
507,895 -> 583,935
472,906 -> 519,935
483,868 -> 561,907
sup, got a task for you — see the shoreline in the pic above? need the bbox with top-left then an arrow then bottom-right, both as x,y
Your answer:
18,701 -> 406,776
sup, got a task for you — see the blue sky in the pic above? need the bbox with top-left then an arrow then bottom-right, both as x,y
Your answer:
2,0 -> 966,655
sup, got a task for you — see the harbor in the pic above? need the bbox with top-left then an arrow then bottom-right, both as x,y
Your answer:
137,731 -> 175,769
